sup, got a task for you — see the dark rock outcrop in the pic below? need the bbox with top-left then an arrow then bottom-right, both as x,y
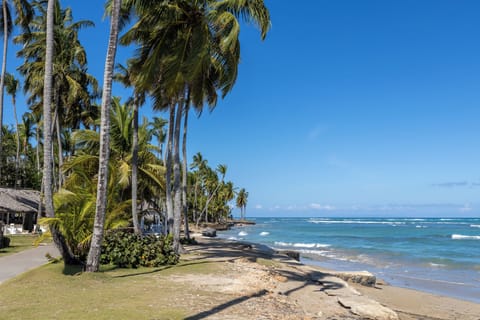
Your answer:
201,228 -> 217,237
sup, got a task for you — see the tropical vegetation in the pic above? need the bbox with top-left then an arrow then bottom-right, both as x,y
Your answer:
0,0 -> 270,271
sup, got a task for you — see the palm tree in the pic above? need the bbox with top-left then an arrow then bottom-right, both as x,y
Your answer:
190,152 -> 207,223
236,188 -> 248,220
120,0 -> 270,254
15,1 -> 96,189
42,0 -> 55,246
150,116 -> 167,161
198,164 -> 227,224
41,0 -> 77,264
4,72 -> 19,186
114,62 -> 147,234
0,0 -> 32,180
86,0 -> 122,272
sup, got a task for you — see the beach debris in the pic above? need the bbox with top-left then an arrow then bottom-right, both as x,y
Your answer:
338,296 -> 399,320
201,228 -> 217,237
275,250 -> 300,261
331,271 -> 377,287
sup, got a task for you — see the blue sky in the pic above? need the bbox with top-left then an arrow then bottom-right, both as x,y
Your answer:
3,1 -> 480,217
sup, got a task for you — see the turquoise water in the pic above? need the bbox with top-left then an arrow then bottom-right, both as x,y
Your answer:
217,217 -> 480,303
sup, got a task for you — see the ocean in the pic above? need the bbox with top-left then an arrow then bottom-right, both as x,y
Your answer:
217,217 -> 480,303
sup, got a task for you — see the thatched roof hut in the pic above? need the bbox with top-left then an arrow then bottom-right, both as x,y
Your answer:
0,188 -> 41,232
0,188 -> 40,213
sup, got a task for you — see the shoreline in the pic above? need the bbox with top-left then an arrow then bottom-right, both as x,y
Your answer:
300,255 -> 480,305
196,230 -> 480,319
214,217 -> 480,305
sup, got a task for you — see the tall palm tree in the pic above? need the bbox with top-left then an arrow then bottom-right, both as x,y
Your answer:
86,0 -> 121,272
42,0 -> 77,264
42,0 -> 55,246
197,164 -> 227,225
190,152 -> 207,223
4,72 -> 19,186
236,188 -> 248,220
150,116 -> 167,161
0,0 -> 32,180
114,62 -> 146,234
16,1 -> 96,188
121,0 -> 270,254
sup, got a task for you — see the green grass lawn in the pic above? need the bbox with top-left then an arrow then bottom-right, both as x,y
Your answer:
0,257 -> 221,320
0,234 -> 50,257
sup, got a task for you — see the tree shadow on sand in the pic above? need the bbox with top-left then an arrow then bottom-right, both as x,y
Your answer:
176,238 -> 349,319
184,289 -> 269,320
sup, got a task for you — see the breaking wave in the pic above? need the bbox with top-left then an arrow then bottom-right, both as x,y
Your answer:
274,241 -> 330,248
451,234 -> 480,240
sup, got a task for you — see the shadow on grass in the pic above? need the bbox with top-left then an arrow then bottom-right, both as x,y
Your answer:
184,289 -> 268,320
111,259 -> 220,278
62,264 -> 83,275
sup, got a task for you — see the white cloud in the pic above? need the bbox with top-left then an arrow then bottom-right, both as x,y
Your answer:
309,203 -> 335,211
459,204 -> 472,212
254,204 -> 263,209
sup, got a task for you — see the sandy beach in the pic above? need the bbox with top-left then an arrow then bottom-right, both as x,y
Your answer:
186,234 -> 480,320
1,233 -> 479,319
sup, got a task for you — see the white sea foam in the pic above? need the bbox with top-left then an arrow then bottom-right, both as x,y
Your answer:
274,241 -> 330,248
238,231 -> 248,236
429,263 -> 447,268
308,219 -> 405,225
471,225 -> 480,228
228,236 -> 238,240
415,225 -> 427,228
451,234 -> 480,240
259,231 -> 270,236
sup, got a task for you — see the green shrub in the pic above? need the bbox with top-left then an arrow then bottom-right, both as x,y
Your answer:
100,231 -> 178,268
180,237 -> 197,245
1,236 -> 10,249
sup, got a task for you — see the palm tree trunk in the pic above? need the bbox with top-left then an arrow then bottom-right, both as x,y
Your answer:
36,123 -> 40,173
51,107 -> 58,190
131,102 -> 140,234
55,105 -> 64,188
0,0 -> 8,180
43,0 -> 76,265
13,99 -> 20,188
172,100 -> 183,253
198,182 -> 222,225
181,97 -> 190,240
193,181 -> 198,223
86,0 -> 121,272
165,103 -> 175,235
36,179 -> 43,227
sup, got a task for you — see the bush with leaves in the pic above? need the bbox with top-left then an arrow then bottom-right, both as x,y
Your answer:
1,236 -> 10,249
100,230 -> 178,268
180,237 -> 197,245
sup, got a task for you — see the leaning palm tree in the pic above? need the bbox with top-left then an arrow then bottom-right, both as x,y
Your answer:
86,0 -> 122,272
